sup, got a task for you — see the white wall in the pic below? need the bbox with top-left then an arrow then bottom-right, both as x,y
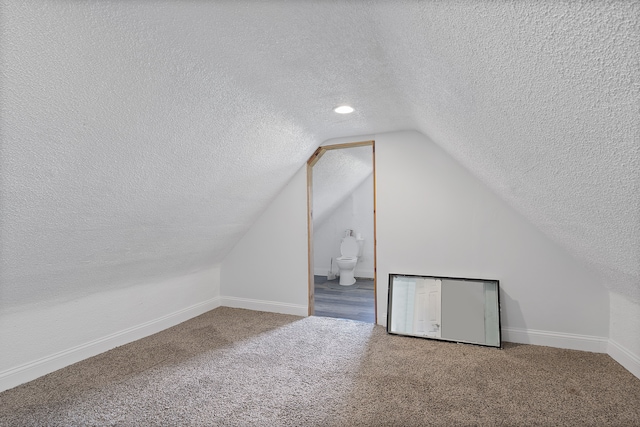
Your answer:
608,293 -> 640,378
236,130 -> 611,354
313,174 -> 375,278
374,131 -> 609,350
0,267 -> 220,392
220,166 -> 308,316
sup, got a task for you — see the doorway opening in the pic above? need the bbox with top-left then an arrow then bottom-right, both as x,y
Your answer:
307,141 -> 377,323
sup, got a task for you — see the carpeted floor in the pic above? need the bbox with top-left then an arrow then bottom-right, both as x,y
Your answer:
1,307 -> 639,426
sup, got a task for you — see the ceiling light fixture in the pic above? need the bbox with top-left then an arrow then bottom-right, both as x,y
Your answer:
334,105 -> 354,114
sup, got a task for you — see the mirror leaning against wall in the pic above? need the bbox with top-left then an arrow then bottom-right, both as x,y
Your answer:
387,274 -> 501,348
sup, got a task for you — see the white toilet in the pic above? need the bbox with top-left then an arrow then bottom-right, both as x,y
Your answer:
336,235 -> 362,286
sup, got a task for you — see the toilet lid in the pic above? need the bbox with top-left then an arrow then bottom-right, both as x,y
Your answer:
340,236 -> 359,257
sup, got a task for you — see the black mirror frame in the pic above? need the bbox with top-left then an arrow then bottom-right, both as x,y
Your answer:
387,273 -> 502,348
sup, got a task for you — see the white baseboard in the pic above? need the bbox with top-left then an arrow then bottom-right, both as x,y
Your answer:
608,339 -> 640,379
375,323 -> 608,354
220,296 -> 307,317
501,327 -> 608,353
314,267 -> 332,277
313,268 -> 375,279
0,297 -> 221,393
355,269 -> 375,279
5,300 -> 632,395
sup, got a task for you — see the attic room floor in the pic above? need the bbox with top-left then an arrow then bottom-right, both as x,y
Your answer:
313,275 -> 375,323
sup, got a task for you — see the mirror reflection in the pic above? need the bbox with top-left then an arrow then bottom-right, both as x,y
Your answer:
387,274 -> 501,348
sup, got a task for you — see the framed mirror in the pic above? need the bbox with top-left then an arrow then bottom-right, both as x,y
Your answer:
387,274 -> 501,348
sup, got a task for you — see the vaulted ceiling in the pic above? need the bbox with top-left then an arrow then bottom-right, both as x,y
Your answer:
312,146 -> 373,227
1,1 -> 638,308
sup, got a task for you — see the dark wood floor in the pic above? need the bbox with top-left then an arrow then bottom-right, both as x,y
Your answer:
313,275 -> 375,323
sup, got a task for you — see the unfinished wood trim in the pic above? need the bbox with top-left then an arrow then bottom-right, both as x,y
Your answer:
319,140 -> 374,151
372,141 -> 378,324
306,139 -> 377,319
307,162 -> 315,316
307,147 -> 326,168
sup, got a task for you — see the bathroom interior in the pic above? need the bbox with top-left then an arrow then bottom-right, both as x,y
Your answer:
311,144 -> 375,323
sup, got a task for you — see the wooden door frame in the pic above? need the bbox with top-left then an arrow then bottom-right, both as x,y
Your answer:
307,140 -> 377,323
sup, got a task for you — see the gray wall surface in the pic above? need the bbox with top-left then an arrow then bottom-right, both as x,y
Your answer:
441,279 -> 486,344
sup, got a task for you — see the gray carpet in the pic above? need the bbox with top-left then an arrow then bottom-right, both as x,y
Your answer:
1,307 -> 639,426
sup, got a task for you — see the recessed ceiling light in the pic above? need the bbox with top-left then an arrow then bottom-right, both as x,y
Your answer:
334,105 -> 354,114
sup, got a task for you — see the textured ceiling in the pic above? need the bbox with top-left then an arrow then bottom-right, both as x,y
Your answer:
312,146 -> 373,226
1,1 -> 638,308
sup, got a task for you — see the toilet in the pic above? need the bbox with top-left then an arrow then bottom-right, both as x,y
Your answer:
336,235 -> 362,286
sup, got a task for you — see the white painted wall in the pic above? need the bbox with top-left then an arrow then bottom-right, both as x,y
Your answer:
608,293 -> 640,378
374,131 -> 609,347
239,130 -> 611,354
220,166 -> 308,316
313,174 -> 375,279
0,267 -> 220,392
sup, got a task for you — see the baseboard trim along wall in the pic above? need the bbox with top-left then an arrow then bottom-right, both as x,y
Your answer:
0,297 -> 221,393
607,339 -> 640,379
337,312 -> 611,354
312,268 -> 375,279
314,268 -> 333,277
220,296 -> 308,317
501,327 -> 608,353
4,302 -> 634,393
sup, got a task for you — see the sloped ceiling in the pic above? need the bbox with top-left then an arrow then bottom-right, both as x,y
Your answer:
312,146 -> 373,227
1,1 -> 638,308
